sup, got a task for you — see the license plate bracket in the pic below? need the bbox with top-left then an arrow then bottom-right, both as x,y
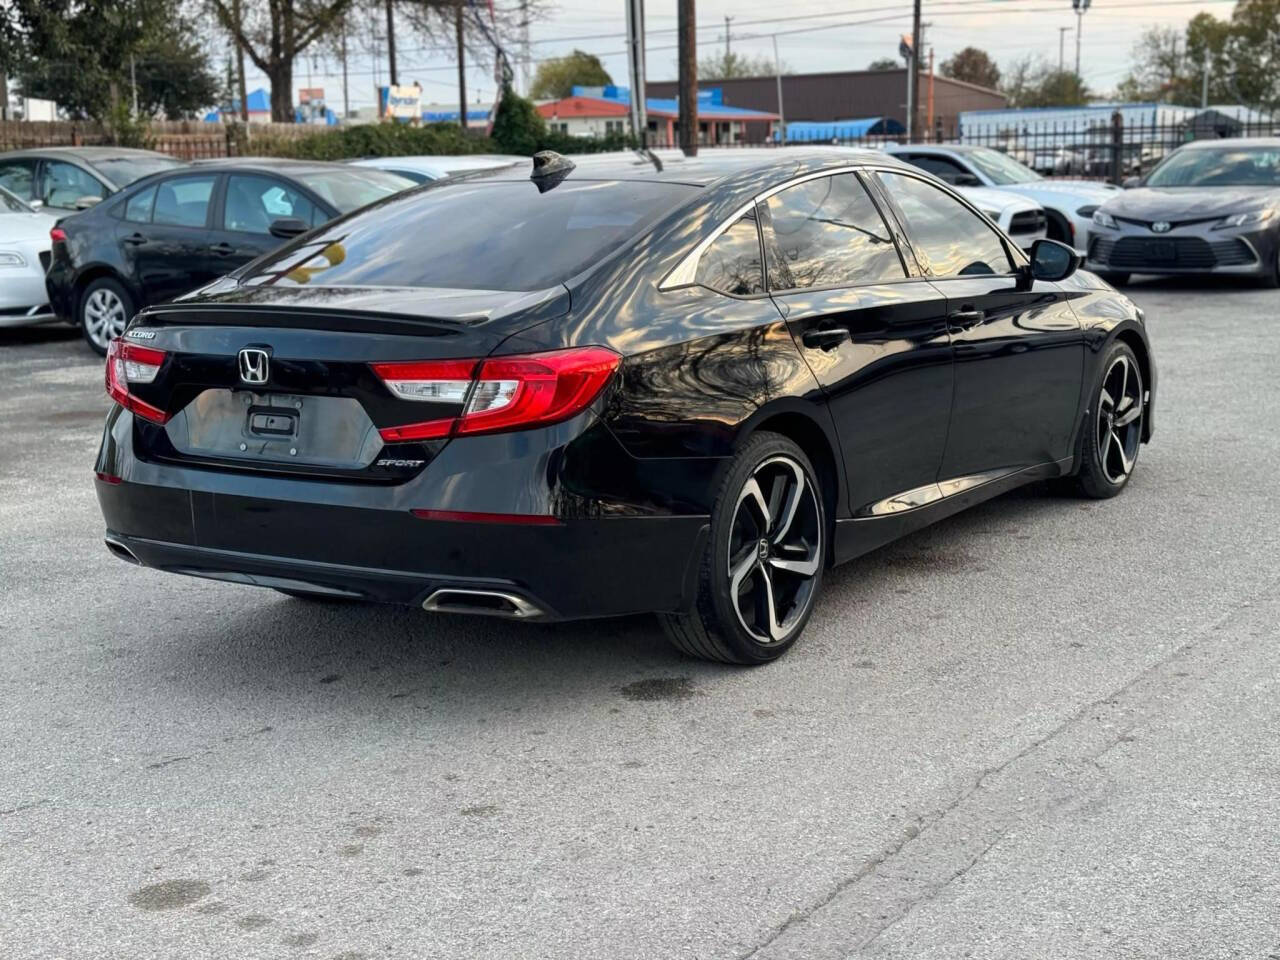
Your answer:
1147,240 -> 1176,262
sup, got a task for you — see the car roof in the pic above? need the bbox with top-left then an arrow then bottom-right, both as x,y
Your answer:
190,157 -> 386,175
0,145 -> 175,161
1178,136 -> 1280,149
473,148 -> 916,187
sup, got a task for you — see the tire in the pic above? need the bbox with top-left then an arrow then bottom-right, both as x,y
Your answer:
1259,247 -> 1280,289
1071,341 -> 1144,499
660,432 -> 826,664
79,276 -> 133,356
1098,271 -> 1130,287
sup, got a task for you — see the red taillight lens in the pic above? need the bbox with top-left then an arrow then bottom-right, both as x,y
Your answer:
50,226 -> 67,244
105,339 -> 170,424
371,346 -> 620,443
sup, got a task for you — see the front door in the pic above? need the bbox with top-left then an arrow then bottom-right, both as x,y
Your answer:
761,172 -> 954,517
873,170 -> 1084,478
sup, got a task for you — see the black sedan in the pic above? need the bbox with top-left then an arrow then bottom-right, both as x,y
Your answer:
95,150 -> 1156,664
1087,137 -> 1280,286
46,159 -> 415,353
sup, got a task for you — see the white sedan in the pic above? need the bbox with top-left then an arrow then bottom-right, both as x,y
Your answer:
0,185 -> 60,329
884,143 -> 1119,254
348,154 -> 526,183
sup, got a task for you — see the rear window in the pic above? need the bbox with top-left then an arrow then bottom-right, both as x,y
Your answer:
240,178 -> 699,292
89,155 -> 184,186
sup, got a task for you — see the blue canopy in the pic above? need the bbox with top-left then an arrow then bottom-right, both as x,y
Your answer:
778,117 -> 904,142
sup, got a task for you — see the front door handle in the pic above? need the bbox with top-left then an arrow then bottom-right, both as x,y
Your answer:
210,241 -> 235,257
121,232 -> 147,246
801,328 -> 851,351
948,308 -> 985,329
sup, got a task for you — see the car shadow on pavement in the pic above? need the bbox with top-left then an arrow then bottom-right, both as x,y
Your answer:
0,325 -> 81,348
1119,274 -> 1271,293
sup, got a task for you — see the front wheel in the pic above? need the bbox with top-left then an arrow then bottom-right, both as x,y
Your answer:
1072,342 -> 1145,499
660,432 -> 826,664
79,277 -> 133,356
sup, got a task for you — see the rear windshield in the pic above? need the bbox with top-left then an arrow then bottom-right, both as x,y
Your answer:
89,155 -> 185,186
294,168 -> 415,212
239,178 -> 699,292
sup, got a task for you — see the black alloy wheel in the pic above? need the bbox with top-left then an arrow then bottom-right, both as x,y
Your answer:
1074,342 -> 1144,498
662,432 -> 825,664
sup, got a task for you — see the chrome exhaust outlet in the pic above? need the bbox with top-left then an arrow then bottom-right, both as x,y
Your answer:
422,588 -> 542,619
104,536 -> 141,566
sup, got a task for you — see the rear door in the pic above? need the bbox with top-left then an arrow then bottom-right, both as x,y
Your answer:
211,173 -> 333,273
873,169 -> 1083,477
762,171 -> 955,518
120,172 -> 222,307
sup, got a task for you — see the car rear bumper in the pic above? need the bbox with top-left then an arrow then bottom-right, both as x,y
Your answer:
94,408 -> 715,621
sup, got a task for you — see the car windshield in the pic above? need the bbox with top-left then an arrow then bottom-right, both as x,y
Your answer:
294,169 -> 416,212
240,178 -> 699,292
0,185 -> 34,213
89,154 -> 185,186
965,148 -> 1042,185
1145,146 -> 1280,187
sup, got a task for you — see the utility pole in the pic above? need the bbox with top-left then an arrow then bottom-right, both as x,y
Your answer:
678,0 -> 696,156
908,0 -> 922,142
519,0 -> 531,95
455,0 -> 468,135
385,0 -> 398,86
724,15 -> 733,58
1058,26 -> 1070,74
231,0 -> 249,122
926,46 -> 935,138
772,34 -> 786,145
625,0 -> 648,144
1201,50 -> 1210,109
1073,0 -> 1090,78
0,74 -> 8,122
341,21 -> 350,119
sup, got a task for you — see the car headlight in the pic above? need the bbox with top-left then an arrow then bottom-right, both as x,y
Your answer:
1092,209 -> 1118,229
0,251 -> 26,267
1212,209 -> 1274,231
980,209 -> 1000,222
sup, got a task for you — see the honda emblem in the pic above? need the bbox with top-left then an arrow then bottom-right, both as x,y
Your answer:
238,348 -> 270,385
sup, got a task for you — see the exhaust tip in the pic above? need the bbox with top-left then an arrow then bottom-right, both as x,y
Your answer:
422,588 -> 542,619
104,536 -> 141,566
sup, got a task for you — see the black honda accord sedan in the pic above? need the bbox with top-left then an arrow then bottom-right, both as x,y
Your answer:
95,150 -> 1156,663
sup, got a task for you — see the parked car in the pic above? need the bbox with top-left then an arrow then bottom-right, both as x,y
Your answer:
46,158 -> 416,353
0,146 -> 185,212
885,143 -> 1118,252
0,184 -> 61,329
95,150 -> 1155,663
348,154 -> 526,183
1087,137 -> 1280,286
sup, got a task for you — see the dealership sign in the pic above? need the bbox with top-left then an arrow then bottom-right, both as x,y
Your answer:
379,84 -> 422,121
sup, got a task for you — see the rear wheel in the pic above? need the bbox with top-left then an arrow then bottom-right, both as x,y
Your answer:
660,432 -> 825,664
1098,271 -> 1130,287
79,277 -> 133,356
1072,342 -> 1144,499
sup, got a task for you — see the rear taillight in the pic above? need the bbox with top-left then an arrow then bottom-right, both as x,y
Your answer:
371,346 -> 620,443
50,226 -> 67,244
105,339 -> 169,424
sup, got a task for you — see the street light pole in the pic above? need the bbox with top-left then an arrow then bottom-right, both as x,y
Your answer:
908,0 -> 922,143
625,0 -> 648,145
678,0 -> 696,156
1058,26 -> 1070,74
772,34 -> 786,146
1073,0 -> 1090,78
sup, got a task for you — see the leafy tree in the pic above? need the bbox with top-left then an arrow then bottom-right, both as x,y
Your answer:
698,50 -> 780,80
941,46 -> 1000,90
1222,0 -> 1280,109
491,82 -> 547,155
529,49 -> 612,100
210,0 -> 353,121
866,58 -> 900,71
1000,56 -> 1089,107
12,0 -> 218,133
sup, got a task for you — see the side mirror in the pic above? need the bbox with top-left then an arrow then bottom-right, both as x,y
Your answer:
1028,238 -> 1079,282
954,173 -> 982,187
268,217 -> 309,239
74,195 -> 102,210
1122,176 -> 1141,189
28,199 -> 44,210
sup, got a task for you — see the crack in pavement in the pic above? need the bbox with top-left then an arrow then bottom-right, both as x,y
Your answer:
739,578 -> 1280,960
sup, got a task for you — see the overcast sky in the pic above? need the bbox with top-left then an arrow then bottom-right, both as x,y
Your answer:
242,0 -> 1237,115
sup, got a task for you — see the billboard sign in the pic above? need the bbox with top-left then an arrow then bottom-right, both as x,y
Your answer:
379,84 -> 422,121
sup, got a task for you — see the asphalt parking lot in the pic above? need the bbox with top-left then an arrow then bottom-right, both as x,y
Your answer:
2,278 -> 1278,960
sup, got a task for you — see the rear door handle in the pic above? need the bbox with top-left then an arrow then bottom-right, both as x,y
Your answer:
121,233 -> 147,246
210,241 -> 235,256
948,308 -> 985,329
801,328 -> 851,351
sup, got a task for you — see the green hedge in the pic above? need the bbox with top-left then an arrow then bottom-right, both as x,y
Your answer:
234,85 -> 640,161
